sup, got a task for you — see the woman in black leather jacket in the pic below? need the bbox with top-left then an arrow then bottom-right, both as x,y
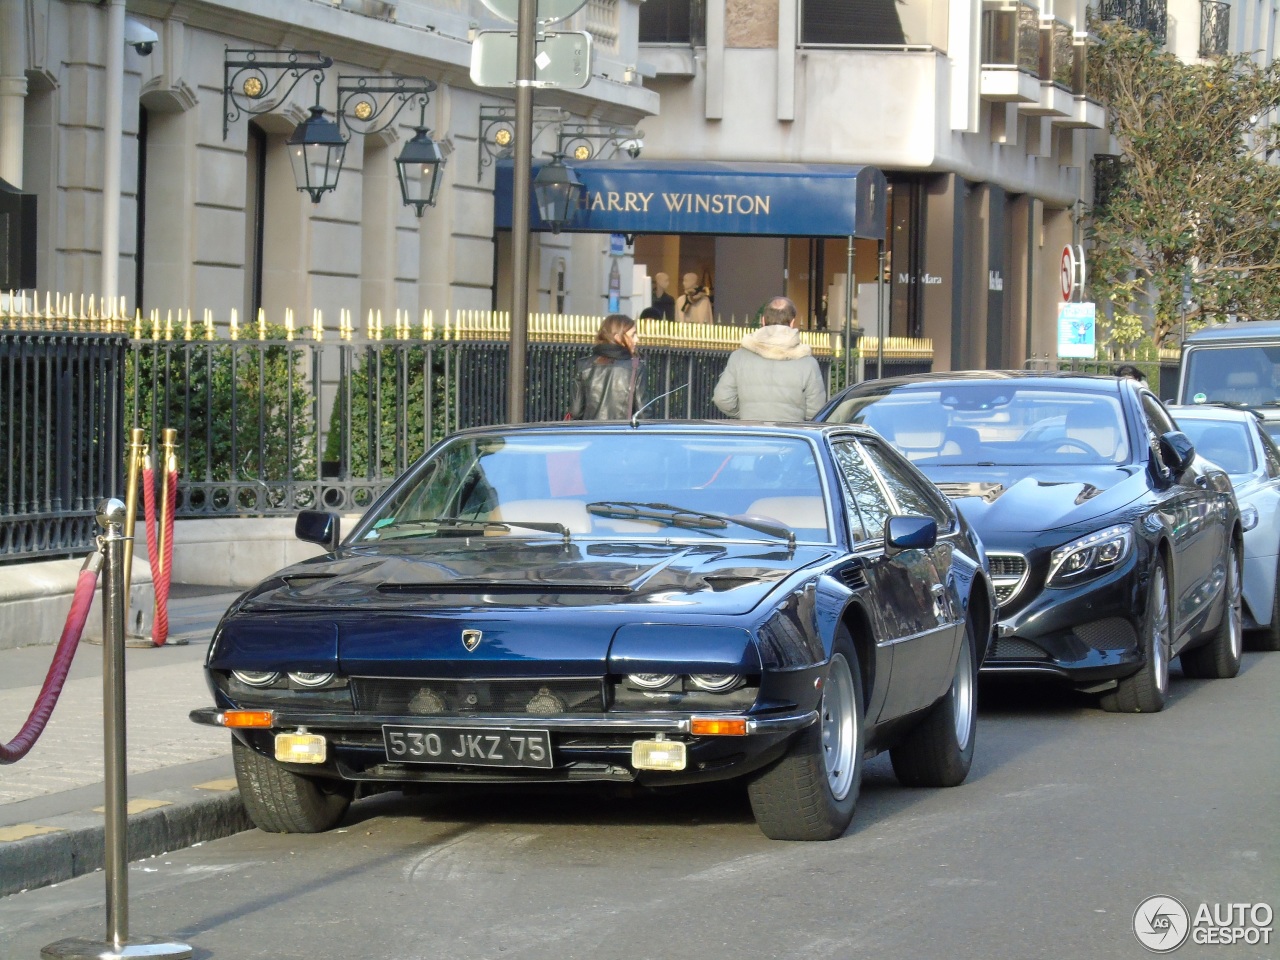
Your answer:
568,314 -> 643,420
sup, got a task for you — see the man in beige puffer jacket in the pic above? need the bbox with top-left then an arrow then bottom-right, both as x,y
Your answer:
712,297 -> 827,421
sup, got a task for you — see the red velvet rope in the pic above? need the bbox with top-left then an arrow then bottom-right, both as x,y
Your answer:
153,465 -> 177,646
0,567 -> 100,764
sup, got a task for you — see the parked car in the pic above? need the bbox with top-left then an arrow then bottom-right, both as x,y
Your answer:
191,422 -> 995,841
818,372 -> 1243,712
1168,404 -> 1280,650
1176,320 -> 1280,444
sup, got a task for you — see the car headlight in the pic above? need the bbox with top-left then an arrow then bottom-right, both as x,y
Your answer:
626,673 -> 679,690
687,673 -> 744,693
288,671 -> 337,688
1047,525 -> 1133,586
1240,504 -> 1259,531
232,670 -> 281,687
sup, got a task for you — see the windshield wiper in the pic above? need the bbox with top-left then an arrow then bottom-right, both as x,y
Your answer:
586,501 -> 796,548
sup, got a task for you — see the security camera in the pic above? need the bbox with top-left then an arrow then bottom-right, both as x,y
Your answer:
622,138 -> 643,160
124,17 -> 159,56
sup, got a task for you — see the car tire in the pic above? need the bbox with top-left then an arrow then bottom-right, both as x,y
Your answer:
889,612 -> 978,788
1252,561 -> 1280,652
1181,540 -> 1243,679
232,737 -> 353,833
747,628 -> 864,841
1100,557 -> 1170,713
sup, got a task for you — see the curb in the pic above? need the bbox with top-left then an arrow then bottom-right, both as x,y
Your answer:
0,791 -> 251,898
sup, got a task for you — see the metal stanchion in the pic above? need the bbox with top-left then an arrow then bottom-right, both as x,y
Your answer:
41,500 -> 193,960
122,428 -> 145,606
156,427 -> 177,590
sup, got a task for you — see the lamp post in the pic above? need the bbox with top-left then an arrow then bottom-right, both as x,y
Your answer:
508,0 -> 538,424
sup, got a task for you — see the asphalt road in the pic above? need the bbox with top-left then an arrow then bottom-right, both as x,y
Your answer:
2,653 -> 1277,960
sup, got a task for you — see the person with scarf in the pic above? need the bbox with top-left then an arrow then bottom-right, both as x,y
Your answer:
568,314 -> 644,420
712,296 -> 826,420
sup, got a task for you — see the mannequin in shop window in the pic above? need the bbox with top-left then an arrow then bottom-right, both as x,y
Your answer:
651,272 -> 676,320
676,272 -> 714,324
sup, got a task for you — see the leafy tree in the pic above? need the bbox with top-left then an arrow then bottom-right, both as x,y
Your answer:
1088,20 -> 1280,346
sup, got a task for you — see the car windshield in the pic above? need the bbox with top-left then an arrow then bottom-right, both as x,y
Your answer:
1174,418 -> 1257,478
358,432 -> 831,543
1183,344 -> 1280,407
825,384 -> 1131,466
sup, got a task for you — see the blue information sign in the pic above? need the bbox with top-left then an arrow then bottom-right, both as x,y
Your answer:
1058,302 -> 1097,359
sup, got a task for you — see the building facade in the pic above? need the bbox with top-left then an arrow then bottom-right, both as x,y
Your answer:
1,0 -> 1274,368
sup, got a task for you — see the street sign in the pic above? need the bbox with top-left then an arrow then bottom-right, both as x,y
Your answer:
1060,244 -> 1086,302
480,0 -> 589,26
1057,301 -> 1097,359
470,30 -> 593,89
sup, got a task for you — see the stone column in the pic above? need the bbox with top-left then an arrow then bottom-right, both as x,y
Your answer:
0,0 -> 27,187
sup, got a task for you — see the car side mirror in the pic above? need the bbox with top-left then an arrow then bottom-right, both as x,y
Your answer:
296,510 -> 340,551
885,514 -> 937,556
1157,431 -> 1196,475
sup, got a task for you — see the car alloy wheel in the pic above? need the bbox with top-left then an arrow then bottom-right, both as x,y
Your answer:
1181,540 -> 1244,679
821,651 -> 858,801
951,629 -> 976,750
1101,558 -> 1169,713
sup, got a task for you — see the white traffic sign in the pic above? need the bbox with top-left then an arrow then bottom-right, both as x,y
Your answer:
470,30 -> 592,89
480,0 -> 588,26
1060,244 -> 1086,302
1057,301 -> 1097,359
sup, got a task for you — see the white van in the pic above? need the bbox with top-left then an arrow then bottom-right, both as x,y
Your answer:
1177,320 -> 1280,444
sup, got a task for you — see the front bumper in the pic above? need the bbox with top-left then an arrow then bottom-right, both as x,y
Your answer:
190,706 -> 818,787
981,553 -> 1145,684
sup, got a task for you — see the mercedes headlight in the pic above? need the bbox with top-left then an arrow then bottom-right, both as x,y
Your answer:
1240,504 -> 1259,531
1047,525 -> 1133,586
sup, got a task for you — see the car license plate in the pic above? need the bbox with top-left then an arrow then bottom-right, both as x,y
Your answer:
382,725 -> 553,769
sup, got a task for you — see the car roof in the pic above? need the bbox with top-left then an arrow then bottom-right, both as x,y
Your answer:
830,370 -> 1126,397
1183,320 -> 1280,343
446,419 -> 879,442
1165,404 -> 1257,423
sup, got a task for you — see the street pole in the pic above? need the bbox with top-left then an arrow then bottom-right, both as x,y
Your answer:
507,0 -> 537,425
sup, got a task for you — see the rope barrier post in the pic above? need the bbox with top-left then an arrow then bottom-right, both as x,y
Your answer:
40,500 -> 193,960
121,428 -> 145,612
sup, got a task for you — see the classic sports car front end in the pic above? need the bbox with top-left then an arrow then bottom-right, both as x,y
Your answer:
192,541 -> 827,792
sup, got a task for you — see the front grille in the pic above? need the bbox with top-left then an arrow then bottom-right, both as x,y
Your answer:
988,553 -> 1030,605
989,637 -> 1049,660
351,678 -> 606,716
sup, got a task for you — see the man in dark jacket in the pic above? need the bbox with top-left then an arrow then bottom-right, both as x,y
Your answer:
712,297 -> 826,421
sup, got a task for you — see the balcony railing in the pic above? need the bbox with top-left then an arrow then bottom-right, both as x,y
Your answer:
1097,0 -> 1168,46
982,2 -> 1041,74
1200,0 -> 1230,58
639,0 -> 705,44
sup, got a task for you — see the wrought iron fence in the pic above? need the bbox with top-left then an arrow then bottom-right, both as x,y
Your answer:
2,296 -> 934,556
0,300 -> 128,562
1097,0 -> 1168,46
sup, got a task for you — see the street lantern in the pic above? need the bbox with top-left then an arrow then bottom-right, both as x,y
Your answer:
287,105 -> 346,203
533,154 -> 583,234
396,126 -> 446,217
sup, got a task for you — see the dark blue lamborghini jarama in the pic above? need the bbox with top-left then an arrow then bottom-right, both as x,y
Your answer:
191,422 -> 994,841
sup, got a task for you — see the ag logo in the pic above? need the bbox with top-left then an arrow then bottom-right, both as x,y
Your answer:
1134,895 -> 1190,952
462,629 -> 482,652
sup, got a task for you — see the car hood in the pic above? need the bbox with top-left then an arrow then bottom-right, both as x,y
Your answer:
216,540 -> 831,677
921,464 -> 1146,535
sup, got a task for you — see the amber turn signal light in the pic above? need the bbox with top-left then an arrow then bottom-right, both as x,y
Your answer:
689,717 -> 748,736
218,709 -> 274,728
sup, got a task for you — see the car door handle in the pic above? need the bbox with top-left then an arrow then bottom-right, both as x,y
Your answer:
931,583 -> 952,621
1195,475 -> 1209,488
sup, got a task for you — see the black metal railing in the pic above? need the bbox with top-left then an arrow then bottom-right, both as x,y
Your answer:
639,0 -> 705,44
1097,0 -> 1168,46
1199,0 -> 1230,58
0,331 -> 127,561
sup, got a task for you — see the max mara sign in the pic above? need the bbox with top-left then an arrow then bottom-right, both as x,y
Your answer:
495,160 -> 888,239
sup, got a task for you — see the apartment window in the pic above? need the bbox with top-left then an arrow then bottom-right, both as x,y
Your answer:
800,0 -> 905,46
639,0 -> 705,44
982,2 -> 1041,74
1200,0 -> 1230,57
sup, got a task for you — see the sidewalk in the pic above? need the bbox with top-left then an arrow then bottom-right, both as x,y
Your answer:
0,585 -> 251,898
